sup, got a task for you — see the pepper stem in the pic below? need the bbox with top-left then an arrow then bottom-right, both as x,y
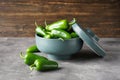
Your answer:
35,21 -> 38,28
29,64 -> 36,71
45,20 -> 50,30
69,18 -> 76,25
44,20 -> 48,27
20,52 -> 25,59
68,18 -> 76,31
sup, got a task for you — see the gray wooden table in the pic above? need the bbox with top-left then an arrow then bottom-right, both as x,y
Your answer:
0,38 -> 120,80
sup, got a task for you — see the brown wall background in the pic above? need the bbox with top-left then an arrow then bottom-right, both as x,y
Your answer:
0,0 -> 120,37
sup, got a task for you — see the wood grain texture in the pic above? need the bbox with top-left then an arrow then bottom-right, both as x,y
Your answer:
0,0 -> 119,37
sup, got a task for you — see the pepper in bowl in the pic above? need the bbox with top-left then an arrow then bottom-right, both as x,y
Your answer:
35,18 -> 83,60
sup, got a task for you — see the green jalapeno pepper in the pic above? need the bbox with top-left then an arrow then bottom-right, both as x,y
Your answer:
35,22 -> 51,38
44,34 -> 51,39
20,52 -> 48,65
45,18 -> 76,31
35,26 -> 46,37
71,32 -> 79,38
51,29 -> 71,39
30,59 -> 58,71
26,45 -> 39,53
45,19 -> 68,31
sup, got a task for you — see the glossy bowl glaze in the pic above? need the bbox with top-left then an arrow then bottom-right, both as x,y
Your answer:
35,34 -> 83,60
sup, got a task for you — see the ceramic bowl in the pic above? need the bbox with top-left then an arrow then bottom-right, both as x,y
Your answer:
35,34 -> 83,60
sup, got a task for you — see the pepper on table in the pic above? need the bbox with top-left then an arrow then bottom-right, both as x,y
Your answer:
30,59 -> 58,71
20,52 -> 48,66
20,45 -> 59,71
20,52 -> 59,71
26,45 -> 39,53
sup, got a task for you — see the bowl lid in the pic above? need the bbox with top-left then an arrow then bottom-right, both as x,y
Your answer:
72,23 -> 106,57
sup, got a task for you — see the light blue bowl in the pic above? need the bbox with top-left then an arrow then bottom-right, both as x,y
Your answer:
35,34 -> 83,60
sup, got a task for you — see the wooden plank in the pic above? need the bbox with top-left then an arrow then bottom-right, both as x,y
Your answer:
0,0 -> 119,37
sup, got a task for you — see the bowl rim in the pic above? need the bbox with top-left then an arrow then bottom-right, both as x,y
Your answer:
35,34 -> 82,41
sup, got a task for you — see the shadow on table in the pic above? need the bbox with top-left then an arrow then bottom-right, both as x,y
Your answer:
70,49 -> 102,61
38,67 -> 63,73
68,49 -> 119,63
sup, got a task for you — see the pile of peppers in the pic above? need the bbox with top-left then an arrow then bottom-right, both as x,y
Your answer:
20,19 -> 78,71
35,18 -> 78,40
20,45 -> 58,71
